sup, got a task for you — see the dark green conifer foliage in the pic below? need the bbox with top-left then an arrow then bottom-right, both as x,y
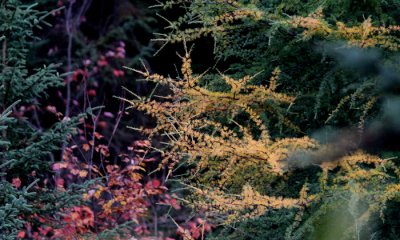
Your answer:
0,1 -> 83,238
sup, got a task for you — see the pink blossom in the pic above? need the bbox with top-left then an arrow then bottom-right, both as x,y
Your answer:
116,47 -> 125,54
92,66 -> 99,73
116,52 -> 126,59
55,178 -> 65,189
46,105 -> 57,113
83,59 -> 91,66
105,51 -> 115,58
47,46 -> 59,56
103,112 -> 114,118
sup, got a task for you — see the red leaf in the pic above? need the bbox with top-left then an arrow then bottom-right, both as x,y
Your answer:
97,56 -> 108,67
72,69 -> 87,82
87,89 -> 96,97
12,178 -> 21,188
17,231 -> 25,239
113,69 -> 125,77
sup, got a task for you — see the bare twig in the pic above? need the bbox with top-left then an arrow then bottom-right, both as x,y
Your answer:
64,0 -> 92,117
64,0 -> 74,118
2,38 -> 6,66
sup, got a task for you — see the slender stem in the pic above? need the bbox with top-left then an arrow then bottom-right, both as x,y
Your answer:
65,0 -> 74,118
2,38 -> 6,66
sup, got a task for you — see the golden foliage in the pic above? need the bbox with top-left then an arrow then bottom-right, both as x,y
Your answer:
289,9 -> 400,50
153,1 -> 264,45
144,2 -> 400,232
155,3 -> 400,56
320,150 -> 382,171
124,48 -> 315,174
123,43 -> 399,227
192,184 -> 310,223
122,48 -> 322,224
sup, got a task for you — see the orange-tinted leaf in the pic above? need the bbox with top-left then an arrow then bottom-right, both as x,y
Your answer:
94,132 -> 103,139
82,143 -> 90,152
79,170 -> 88,178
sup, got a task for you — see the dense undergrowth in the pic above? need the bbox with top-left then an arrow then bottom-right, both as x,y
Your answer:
2,0 -> 400,239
